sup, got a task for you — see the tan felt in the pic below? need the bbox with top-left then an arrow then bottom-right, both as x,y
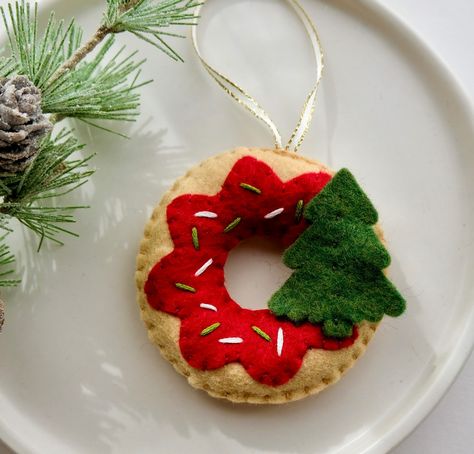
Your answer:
136,147 -> 378,404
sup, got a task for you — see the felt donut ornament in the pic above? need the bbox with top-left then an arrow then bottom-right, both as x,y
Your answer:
136,148 -> 405,403
135,1 -> 406,404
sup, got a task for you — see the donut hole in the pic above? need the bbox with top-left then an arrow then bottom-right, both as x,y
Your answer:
224,237 -> 292,310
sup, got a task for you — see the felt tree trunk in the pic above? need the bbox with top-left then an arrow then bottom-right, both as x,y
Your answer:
268,169 -> 406,338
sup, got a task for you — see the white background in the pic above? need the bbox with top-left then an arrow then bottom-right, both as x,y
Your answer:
0,0 -> 473,453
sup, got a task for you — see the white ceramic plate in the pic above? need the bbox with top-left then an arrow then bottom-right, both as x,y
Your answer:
1,0 -> 473,453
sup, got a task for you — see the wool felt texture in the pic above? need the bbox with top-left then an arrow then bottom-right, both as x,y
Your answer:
136,147 -> 379,404
269,168 -> 406,338
145,156 -> 360,387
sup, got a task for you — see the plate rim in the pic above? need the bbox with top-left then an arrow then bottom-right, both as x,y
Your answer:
0,0 -> 473,453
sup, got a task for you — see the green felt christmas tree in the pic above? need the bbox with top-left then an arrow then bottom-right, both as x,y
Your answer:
268,169 -> 406,338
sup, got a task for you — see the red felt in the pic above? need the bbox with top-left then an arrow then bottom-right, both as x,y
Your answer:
145,156 -> 358,386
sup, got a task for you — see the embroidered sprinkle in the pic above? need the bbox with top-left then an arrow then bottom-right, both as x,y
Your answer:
175,282 -> 196,293
277,327 -> 284,356
264,207 -> 284,219
200,303 -> 217,312
195,258 -> 213,277
252,326 -> 271,341
194,211 -> 218,218
295,199 -> 304,223
240,182 -> 261,194
219,337 -> 244,344
200,322 -> 221,336
224,217 -> 241,232
191,227 -> 199,250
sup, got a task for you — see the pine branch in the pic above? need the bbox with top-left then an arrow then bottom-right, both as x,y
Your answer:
49,0 -> 199,85
0,129 -> 93,247
43,37 -> 151,122
103,0 -> 200,61
48,25 -> 109,86
3,1 -> 199,126
1,1 -> 83,90
0,0 -> 200,294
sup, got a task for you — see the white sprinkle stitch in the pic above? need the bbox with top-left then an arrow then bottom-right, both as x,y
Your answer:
200,303 -> 217,312
219,337 -> 243,344
264,208 -> 285,219
195,258 -> 213,276
195,211 -> 218,218
277,328 -> 284,356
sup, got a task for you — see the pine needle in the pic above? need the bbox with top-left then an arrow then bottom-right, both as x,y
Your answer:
103,0 -> 200,61
0,55 -> 17,78
0,235 -> 20,286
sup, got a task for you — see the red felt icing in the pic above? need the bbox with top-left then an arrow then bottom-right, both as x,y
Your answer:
145,156 -> 358,386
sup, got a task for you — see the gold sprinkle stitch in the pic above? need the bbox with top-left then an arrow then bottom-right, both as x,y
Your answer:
200,322 -> 221,336
224,217 -> 241,233
191,226 -> 199,250
252,325 -> 271,341
240,182 -> 261,194
175,282 -> 196,293
295,199 -> 304,223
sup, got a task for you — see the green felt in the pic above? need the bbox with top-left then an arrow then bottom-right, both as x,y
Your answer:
323,319 -> 353,338
304,168 -> 379,225
269,168 -> 406,338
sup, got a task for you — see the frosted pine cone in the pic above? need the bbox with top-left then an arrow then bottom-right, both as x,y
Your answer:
0,75 -> 53,173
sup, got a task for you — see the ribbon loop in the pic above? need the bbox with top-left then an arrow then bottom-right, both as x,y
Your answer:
192,0 -> 324,152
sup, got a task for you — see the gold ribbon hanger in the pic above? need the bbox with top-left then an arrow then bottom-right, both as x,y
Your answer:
191,0 -> 324,152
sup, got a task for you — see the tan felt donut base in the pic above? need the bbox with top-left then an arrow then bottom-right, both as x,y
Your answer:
136,147 -> 379,404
